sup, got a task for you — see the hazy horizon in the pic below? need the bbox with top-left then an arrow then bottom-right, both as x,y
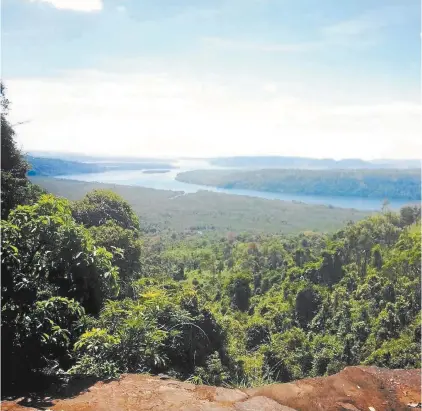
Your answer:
26,149 -> 420,162
3,0 -> 421,160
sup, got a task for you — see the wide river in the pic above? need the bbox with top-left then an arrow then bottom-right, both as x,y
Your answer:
59,159 -> 415,211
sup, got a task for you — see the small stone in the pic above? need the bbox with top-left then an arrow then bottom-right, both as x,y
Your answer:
158,373 -> 171,380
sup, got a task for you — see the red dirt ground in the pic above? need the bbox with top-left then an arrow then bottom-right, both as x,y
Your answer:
2,366 -> 421,411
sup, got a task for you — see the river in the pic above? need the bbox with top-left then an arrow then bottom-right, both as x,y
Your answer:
58,159 -> 415,211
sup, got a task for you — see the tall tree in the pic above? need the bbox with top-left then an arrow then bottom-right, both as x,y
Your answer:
1,82 -> 42,218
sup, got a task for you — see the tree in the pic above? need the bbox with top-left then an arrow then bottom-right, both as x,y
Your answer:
1,194 -> 121,389
70,282 -> 227,379
1,194 -> 119,310
245,323 -> 270,351
1,82 -> 43,218
399,205 -> 420,227
72,189 -> 140,230
226,273 -> 252,312
317,250 -> 343,286
294,248 -> 305,267
263,328 -> 312,382
1,83 -> 26,176
311,334 -> 344,376
372,245 -> 383,269
295,287 -> 321,328
89,221 -> 142,297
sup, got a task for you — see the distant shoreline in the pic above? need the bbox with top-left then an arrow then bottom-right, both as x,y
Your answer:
142,169 -> 171,174
176,168 -> 421,202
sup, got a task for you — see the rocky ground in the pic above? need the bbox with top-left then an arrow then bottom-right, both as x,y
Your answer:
2,366 -> 421,411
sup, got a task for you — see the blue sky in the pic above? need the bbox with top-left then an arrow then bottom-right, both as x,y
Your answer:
2,0 -> 421,159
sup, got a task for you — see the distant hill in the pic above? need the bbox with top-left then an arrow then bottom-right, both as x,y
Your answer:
176,168 -> 421,200
27,150 -> 173,163
209,156 -> 420,169
370,158 -> 422,168
27,156 -> 104,176
26,156 -> 176,177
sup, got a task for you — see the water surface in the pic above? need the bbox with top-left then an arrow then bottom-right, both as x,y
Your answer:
58,159 -> 414,211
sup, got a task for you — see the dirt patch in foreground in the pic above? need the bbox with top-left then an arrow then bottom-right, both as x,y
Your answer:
2,366 -> 421,411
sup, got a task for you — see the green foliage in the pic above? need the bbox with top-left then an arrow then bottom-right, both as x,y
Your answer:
245,323 -> 270,351
31,176 -> 371,235
1,295 -> 86,387
69,328 -> 122,379
192,352 -> 230,386
310,334 -> 345,376
2,154 -> 420,394
262,327 -> 312,382
1,193 -> 120,391
295,286 -> 321,328
4,202 -> 421,389
70,282 -> 228,380
1,194 -> 119,313
32,297 -> 86,367
1,83 -> 44,218
399,205 -> 420,227
364,327 -> 421,369
225,273 -> 252,312
89,221 -> 142,297
72,189 -> 140,230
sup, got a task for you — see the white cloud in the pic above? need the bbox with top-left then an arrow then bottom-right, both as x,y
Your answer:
6,70 -> 422,160
29,0 -> 103,12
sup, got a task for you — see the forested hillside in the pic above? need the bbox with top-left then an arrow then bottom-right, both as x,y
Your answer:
177,168 -> 421,200
1,85 -> 421,396
27,156 -> 105,176
26,156 -> 175,177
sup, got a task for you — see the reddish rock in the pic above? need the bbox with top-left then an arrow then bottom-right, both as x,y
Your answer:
2,366 -> 420,411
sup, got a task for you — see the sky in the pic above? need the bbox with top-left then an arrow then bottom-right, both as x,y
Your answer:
1,0 -> 421,159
